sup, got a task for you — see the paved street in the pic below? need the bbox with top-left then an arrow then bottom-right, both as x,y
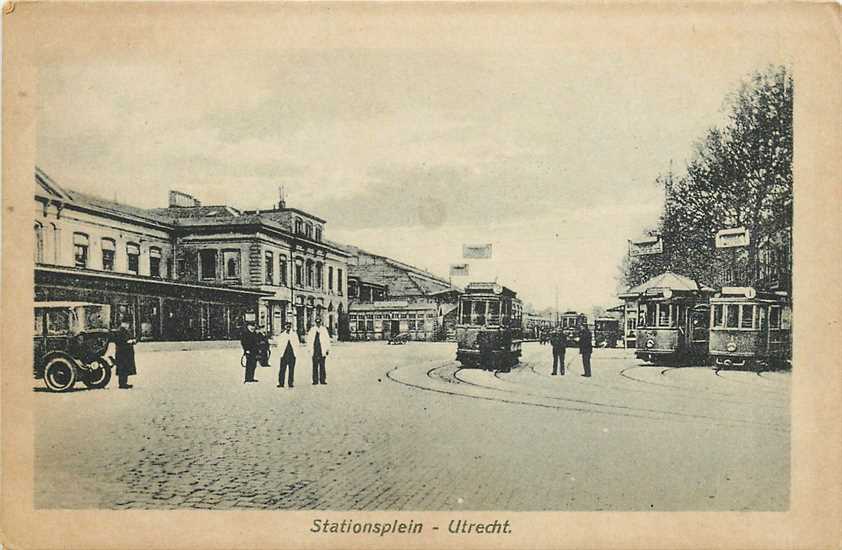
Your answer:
35,342 -> 790,511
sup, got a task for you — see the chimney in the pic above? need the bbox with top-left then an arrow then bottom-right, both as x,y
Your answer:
169,190 -> 202,208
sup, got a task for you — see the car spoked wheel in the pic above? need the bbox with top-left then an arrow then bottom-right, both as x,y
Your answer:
43,356 -> 77,392
83,359 -> 112,389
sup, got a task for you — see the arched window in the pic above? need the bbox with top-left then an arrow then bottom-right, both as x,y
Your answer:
305,222 -> 313,239
306,260 -> 314,287
295,217 -> 304,235
315,262 -> 323,289
315,226 -> 322,242
34,223 -> 44,263
279,254 -> 288,286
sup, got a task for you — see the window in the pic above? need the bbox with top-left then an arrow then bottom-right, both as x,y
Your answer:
294,258 -> 304,286
34,223 -> 44,263
264,251 -> 274,285
488,301 -> 500,324
73,233 -> 89,268
126,242 -> 140,274
328,266 -> 334,291
200,249 -> 217,280
756,305 -> 768,329
49,223 -> 60,264
713,304 -> 724,328
305,222 -> 313,239
418,319 -> 425,331
408,319 -> 417,331
337,268 -> 344,295
295,217 -> 304,234
366,318 -> 374,331
101,238 -> 116,271
740,304 -> 754,329
34,313 -> 43,336
726,304 -> 740,328
149,247 -> 162,277
645,304 -> 656,327
357,319 -> 365,331
657,304 -> 671,327
279,255 -> 288,286
769,306 -> 782,329
474,301 -> 487,325
47,309 -> 71,335
177,258 -> 187,279
315,226 -> 322,242
461,301 -> 472,324
315,262 -> 323,289
306,260 -> 314,287
223,250 -> 240,279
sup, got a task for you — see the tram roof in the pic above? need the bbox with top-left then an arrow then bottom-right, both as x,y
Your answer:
620,271 -> 714,298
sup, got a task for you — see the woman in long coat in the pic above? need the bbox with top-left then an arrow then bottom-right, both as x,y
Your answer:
112,319 -> 137,389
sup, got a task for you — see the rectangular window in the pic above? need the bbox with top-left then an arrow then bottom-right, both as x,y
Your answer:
315,263 -> 323,289
408,320 -> 417,331
279,255 -> 288,286
740,304 -> 754,329
34,313 -> 43,336
769,306 -> 782,329
149,247 -> 162,278
126,242 -> 140,274
47,309 -> 71,335
315,226 -> 322,242
488,302 -> 500,324
337,269 -> 344,295
328,266 -> 334,291
357,320 -> 365,331
645,304 -> 656,327
756,305 -> 768,329
295,259 -> 303,286
726,304 -> 740,328
474,301 -> 487,325
713,304 -> 724,328
200,249 -> 217,280
73,233 -> 89,268
366,319 -> 374,331
177,258 -> 187,278
223,250 -> 240,279
657,303 -> 671,327
461,301 -> 472,324
418,319 -> 425,331
306,261 -> 314,287
101,238 -> 116,271
265,251 -> 274,285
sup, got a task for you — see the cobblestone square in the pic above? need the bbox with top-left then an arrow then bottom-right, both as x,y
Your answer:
35,341 -> 789,511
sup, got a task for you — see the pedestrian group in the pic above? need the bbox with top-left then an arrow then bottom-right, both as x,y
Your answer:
240,317 -> 332,387
547,325 -> 592,377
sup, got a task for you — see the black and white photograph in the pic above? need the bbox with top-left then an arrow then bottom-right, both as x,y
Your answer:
3,3 -> 841,550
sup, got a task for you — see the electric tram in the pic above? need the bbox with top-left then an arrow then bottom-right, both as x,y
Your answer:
593,317 -> 622,348
558,311 -> 588,346
455,282 -> 523,371
708,287 -> 791,370
634,286 -> 712,365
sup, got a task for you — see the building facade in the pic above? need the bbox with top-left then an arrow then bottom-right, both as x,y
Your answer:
34,167 -> 349,341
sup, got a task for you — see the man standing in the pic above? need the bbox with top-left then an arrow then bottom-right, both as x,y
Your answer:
241,321 -> 260,383
111,318 -> 137,389
478,331 -> 495,371
276,322 -> 299,388
550,329 -> 567,375
307,317 -> 331,385
579,325 -> 593,377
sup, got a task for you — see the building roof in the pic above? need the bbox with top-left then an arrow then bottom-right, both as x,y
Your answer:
341,245 -> 460,299
622,271 -> 714,297
349,301 -> 438,311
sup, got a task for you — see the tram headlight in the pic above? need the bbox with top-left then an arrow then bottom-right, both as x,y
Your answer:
726,342 -> 737,352
646,339 -> 654,349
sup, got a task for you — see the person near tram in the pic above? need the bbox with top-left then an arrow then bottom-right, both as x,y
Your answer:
275,322 -> 299,388
240,321 -> 260,383
111,318 -> 137,389
549,329 -> 568,375
307,317 -> 332,385
579,325 -> 593,377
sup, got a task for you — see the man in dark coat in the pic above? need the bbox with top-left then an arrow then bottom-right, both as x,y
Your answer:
550,329 -> 567,375
241,321 -> 260,383
112,319 -> 137,389
479,331 -> 496,371
579,325 -> 593,377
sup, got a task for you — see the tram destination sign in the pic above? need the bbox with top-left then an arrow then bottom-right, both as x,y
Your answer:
715,226 -> 751,248
629,237 -> 663,256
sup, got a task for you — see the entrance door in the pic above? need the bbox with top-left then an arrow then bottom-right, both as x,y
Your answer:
391,320 -> 400,334
688,308 -> 709,355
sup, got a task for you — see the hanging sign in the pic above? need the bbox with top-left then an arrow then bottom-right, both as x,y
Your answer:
463,244 -> 493,259
715,227 -> 750,249
629,237 -> 663,256
450,263 -> 470,276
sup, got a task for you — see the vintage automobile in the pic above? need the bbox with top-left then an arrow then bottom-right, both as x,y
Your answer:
34,302 -> 115,392
387,332 -> 410,345
455,282 -> 523,371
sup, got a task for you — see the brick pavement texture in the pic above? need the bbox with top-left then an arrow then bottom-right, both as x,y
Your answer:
34,342 -> 790,510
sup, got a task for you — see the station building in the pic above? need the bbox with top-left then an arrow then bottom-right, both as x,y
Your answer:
34,167 -> 349,341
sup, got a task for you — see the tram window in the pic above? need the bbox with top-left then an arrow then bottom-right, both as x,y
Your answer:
657,304 -> 670,327
474,301 -> 487,326
741,305 -> 755,329
488,302 -> 500,324
676,305 -> 686,327
726,304 -> 740,328
645,305 -> 656,327
461,302 -> 471,324
769,306 -> 781,329
638,308 -> 646,327
756,305 -> 768,329
713,304 -> 724,328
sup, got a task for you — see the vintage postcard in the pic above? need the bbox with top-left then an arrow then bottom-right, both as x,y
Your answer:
2,2 -> 841,549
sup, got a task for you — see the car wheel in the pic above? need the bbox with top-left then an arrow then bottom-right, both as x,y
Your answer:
43,356 -> 77,392
83,359 -> 112,389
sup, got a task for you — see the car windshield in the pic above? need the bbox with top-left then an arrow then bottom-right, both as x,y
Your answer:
79,305 -> 110,330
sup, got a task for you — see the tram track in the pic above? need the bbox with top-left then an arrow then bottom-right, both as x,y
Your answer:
713,369 -> 789,395
385,360 -> 788,432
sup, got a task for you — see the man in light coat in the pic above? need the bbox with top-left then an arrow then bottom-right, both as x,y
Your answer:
275,322 -> 300,388
307,317 -> 332,385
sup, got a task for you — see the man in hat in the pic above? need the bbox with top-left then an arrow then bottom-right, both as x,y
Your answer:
306,317 -> 331,385
240,321 -> 260,383
549,328 -> 567,375
276,321 -> 299,388
579,325 -> 593,377
111,318 -> 137,389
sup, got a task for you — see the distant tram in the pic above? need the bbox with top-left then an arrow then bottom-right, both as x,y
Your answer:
635,287 -> 711,365
593,317 -> 622,348
559,311 -> 588,346
456,282 -> 523,371
708,287 -> 791,370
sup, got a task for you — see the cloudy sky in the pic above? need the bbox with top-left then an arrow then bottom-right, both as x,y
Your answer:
35,4 -> 791,312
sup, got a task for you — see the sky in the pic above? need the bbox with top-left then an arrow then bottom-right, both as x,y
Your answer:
35,5 -> 791,313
